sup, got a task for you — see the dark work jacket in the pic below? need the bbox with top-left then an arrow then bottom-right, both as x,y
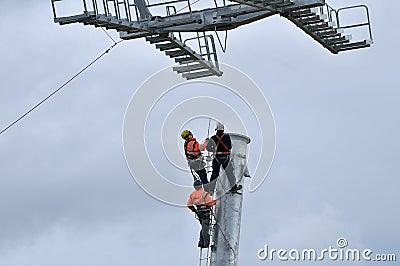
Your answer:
206,131 -> 231,155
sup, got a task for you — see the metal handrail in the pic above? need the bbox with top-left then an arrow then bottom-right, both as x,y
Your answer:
166,6 -> 183,41
123,0 -> 132,21
102,0 -> 109,16
51,0 -> 58,19
184,34 -> 219,68
146,0 -> 188,8
207,34 -> 219,68
92,0 -> 99,15
203,32 -> 212,62
142,0 -> 193,14
336,5 -> 373,41
324,3 -> 335,23
51,0 -> 196,21
83,0 -> 88,12
51,0 -> 92,19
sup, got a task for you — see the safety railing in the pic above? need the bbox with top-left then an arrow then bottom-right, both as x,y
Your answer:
317,3 -> 373,43
51,0 -> 206,22
147,0 -> 193,14
166,5 -> 183,41
51,0 -> 137,21
335,5 -> 373,42
184,33 -> 220,69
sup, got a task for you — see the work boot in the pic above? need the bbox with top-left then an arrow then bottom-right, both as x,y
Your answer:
230,184 -> 242,193
203,242 -> 210,248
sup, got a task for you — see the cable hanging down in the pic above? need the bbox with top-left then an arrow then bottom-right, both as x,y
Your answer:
1,0 -> 208,137
0,40 -> 123,136
211,209 -> 236,257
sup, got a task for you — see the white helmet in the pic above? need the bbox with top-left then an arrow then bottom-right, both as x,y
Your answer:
215,122 -> 224,131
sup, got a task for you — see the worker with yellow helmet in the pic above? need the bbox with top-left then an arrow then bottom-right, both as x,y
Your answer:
181,129 -> 209,186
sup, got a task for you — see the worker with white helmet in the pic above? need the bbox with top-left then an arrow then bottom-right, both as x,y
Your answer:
206,122 -> 241,194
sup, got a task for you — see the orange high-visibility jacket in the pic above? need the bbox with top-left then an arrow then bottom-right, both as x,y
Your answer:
184,138 -> 201,159
187,188 -> 216,211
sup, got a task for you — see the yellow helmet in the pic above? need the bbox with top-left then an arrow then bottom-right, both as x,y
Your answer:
181,130 -> 192,140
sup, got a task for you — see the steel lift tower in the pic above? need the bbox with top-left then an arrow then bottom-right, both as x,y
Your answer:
197,133 -> 250,266
209,133 -> 250,266
51,0 -> 373,80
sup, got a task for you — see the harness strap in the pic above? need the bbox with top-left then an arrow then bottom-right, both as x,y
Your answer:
215,134 -> 230,155
194,191 -> 211,208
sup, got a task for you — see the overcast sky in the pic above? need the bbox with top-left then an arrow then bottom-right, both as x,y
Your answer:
0,1 -> 399,265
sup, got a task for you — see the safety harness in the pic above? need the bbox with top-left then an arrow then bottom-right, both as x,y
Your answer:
215,134 -> 230,155
195,191 -> 213,221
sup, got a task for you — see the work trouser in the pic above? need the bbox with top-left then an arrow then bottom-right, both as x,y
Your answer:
209,155 -> 236,193
188,158 -> 208,185
197,208 -> 211,247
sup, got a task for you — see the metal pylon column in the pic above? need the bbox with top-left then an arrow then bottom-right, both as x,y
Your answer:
209,133 -> 251,266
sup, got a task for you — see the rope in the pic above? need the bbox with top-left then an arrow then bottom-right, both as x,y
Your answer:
148,0 -> 204,29
0,41 -> 123,136
1,0 -> 209,137
207,118 -> 211,139
101,26 -> 118,43
176,0 -> 203,14
214,28 -> 228,53
210,209 -> 236,257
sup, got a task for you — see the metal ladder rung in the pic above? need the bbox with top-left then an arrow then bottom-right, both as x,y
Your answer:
156,42 -> 177,51
290,9 -> 313,18
317,29 -> 340,37
146,35 -> 170,44
199,248 -> 210,266
326,36 -> 350,45
147,32 -> 221,79
297,15 -> 323,25
308,22 -> 331,32
318,32 -> 340,39
173,63 -> 206,73
183,70 -> 215,80
176,56 -> 195,64
198,205 -> 217,266
336,40 -> 371,52
166,49 -> 188,58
